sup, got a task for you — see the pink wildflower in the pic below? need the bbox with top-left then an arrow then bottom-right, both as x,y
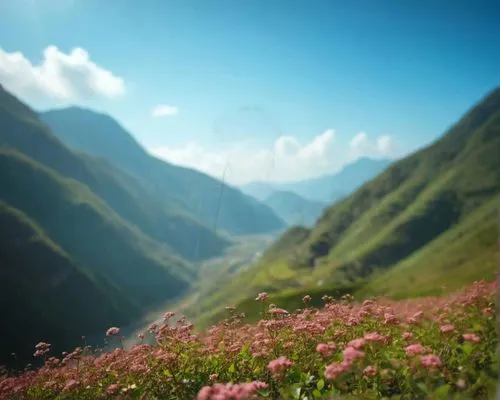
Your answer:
440,324 -> 455,333
343,346 -> 365,364
384,313 -> 398,324
420,354 -> 442,369
347,338 -> 366,349
316,343 -> 336,357
463,333 -> 480,343
256,292 -> 269,302
363,365 -> 377,376
325,361 -> 350,380
62,379 -> 79,392
268,356 -> 293,377
106,327 -> 120,337
405,344 -> 430,356
402,331 -> 413,340
364,332 -> 389,344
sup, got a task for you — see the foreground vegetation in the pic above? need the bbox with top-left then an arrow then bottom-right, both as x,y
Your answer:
1,280 -> 496,399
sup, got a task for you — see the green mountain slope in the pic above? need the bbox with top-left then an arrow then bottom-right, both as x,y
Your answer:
0,84 -> 229,261
264,190 -> 327,226
40,107 -> 286,235
0,201 -> 131,364
0,148 -> 192,304
185,87 -> 500,326
0,86 -> 208,364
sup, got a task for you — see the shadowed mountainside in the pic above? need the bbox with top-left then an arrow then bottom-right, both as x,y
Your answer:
40,107 -> 286,236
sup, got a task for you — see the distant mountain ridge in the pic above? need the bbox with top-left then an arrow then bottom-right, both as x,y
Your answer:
263,190 -> 327,227
240,157 -> 392,203
40,107 -> 286,236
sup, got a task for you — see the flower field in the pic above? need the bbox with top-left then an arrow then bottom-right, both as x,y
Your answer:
0,280 -> 497,399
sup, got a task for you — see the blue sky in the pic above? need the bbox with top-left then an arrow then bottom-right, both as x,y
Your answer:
1,0 -> 499,183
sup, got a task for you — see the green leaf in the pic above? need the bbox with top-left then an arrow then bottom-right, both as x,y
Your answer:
316,379 -> 325,391
228,363 -> 236,373
463,342 -> 474,356
433,384 -> 451,399
313,389 -> 322,398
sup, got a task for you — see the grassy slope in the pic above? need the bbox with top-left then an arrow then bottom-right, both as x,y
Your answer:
0,148 -> 192,306
0,85 -> 229,261
0,202 -> 131,364
185,87 -> 500,327
264,190 -> 327,226
40,107 -> 286,236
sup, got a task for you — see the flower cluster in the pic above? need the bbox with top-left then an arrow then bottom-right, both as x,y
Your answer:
0,280 -> 495,399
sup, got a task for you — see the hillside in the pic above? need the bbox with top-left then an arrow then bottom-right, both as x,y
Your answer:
0,85 -> 206,365
264,190 -> 327,226
40,107 -> 286,236
0,201 -> 132,364
240,157 -> 391,202
0,86 -> 229,262
185,87 -> 500,327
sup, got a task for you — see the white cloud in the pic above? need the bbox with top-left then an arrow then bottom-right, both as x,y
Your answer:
349,132 -> 398,159
151,104 -> 179,117
150,129 -> 338,184
0,46 -> 125,101
151,129 -> 400,185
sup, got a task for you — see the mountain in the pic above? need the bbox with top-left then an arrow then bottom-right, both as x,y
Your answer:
240,157 -> 392,202
263,190 -> 327,226
40,107 -> 286,236
186,87 -> 500,326
0,85 -> 208,364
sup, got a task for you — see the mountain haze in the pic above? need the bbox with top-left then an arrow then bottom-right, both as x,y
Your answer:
40,107 -> 286,236
263,191 -> 327,227
241,157 -> 392,202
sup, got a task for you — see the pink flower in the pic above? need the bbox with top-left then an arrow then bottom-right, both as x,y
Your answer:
63,379 -> 79,392
325,361 -> 350,380
268,356 -> 293,377
268,307 -> 289,316
316,343 -> 336,357
405,344 -> 430,356
364,332 -> 389,344
343,346 -> 365,364
209,373 -> 218,381
402,331 -> 413,340
363,365 -> 377,376
163,311 -> 176,321
106,327 -> 120,337
347,338 -> 366,349
303,295 -> 312,304
384,313 -> 398,324
420,354 -> 442,369
256,292 -> 269,302
440,324 -> 455,333
463,333 -> 480,343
